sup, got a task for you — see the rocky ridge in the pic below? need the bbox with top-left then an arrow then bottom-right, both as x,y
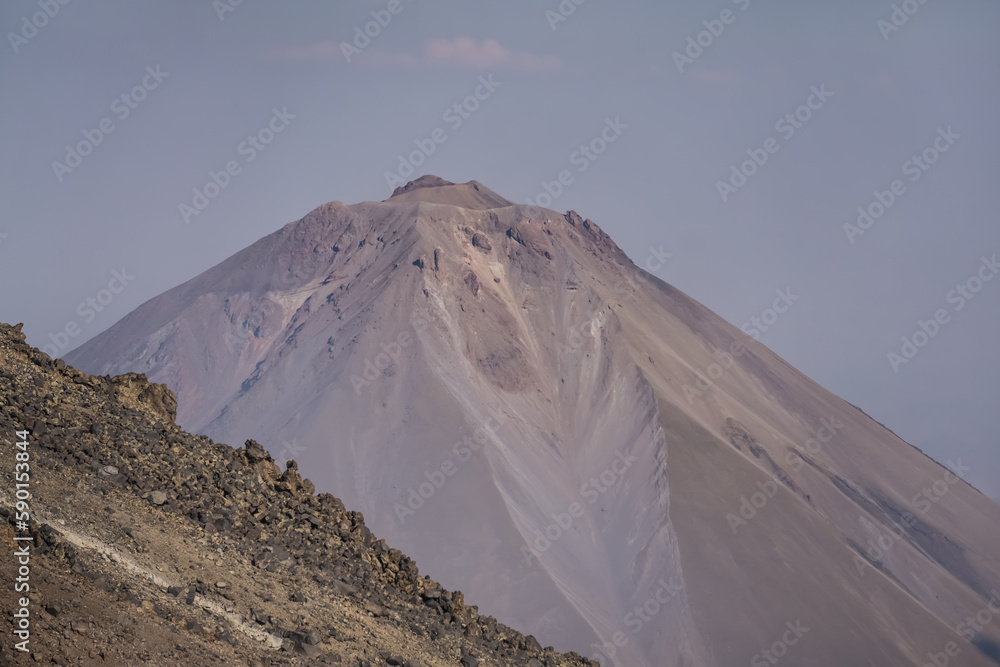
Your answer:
0,322 -> 597,666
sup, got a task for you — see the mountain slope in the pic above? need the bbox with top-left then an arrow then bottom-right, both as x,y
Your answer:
66,177 -> 1000,666
0,322 -> 595,666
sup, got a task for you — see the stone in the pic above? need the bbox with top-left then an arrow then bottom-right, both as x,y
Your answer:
243,439 -> 269,462
295,642 -> 323,659
471,233 -> 492,252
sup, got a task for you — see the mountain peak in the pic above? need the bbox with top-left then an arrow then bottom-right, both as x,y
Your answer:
389,174 -> 455,196
386,175 -> 514,210
63,179 -> 1000,667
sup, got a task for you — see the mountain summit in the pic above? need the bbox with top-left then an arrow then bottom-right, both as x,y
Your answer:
387,175 -> 514,210
67,177 -> 1000,666
390,174 -> 456,196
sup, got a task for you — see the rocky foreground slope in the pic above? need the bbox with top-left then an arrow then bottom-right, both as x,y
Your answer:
0,322 -> 596,666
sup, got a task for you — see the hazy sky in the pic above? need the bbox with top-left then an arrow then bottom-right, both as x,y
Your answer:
1,0 -> 998,500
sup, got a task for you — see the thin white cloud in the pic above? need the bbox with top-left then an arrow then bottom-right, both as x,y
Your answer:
267,37 -> 561,72
424,37 -> 561,72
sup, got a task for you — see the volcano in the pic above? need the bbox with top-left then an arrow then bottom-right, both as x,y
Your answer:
66,176 -> 1000,666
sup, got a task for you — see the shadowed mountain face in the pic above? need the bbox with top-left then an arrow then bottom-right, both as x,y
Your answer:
67,177 -> 1000,667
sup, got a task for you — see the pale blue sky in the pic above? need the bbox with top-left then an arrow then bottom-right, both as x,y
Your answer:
1,0 -> 998,499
